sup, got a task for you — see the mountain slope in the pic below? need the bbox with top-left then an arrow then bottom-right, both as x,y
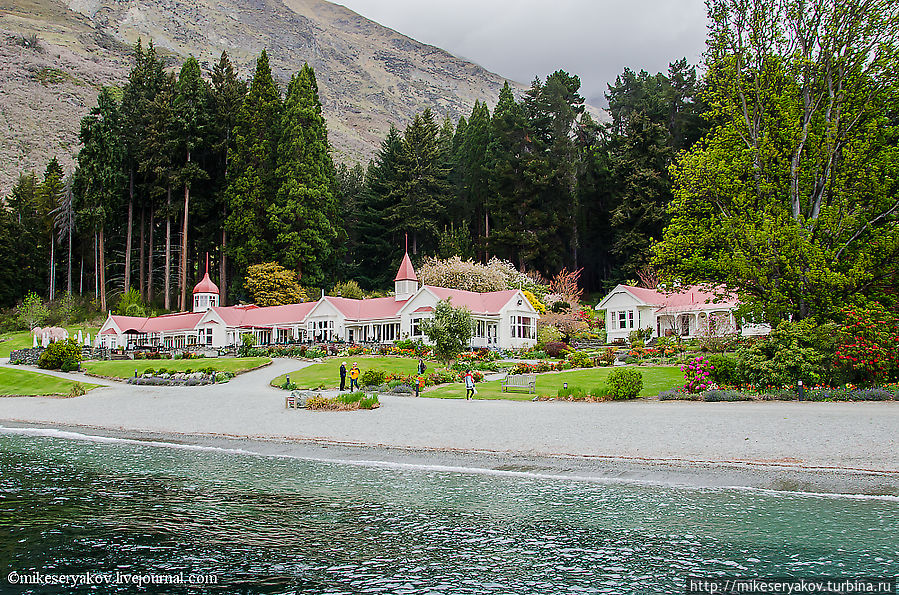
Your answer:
0,0 -> 521,194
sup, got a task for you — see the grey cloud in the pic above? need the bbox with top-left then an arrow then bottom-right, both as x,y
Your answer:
335,0 -> 708,108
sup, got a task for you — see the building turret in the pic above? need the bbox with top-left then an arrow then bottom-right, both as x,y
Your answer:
394,251 -> 418,301
192,254 -> 219,313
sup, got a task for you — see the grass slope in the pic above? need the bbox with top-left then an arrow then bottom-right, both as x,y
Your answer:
0,367 -> 100,396
0,326 -> 99,358
83,357 -> 271,379
426,366 -> 684,400
272,356 -> 440,389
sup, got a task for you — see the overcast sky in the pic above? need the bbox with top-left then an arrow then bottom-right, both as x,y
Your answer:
334,0 -> 709,109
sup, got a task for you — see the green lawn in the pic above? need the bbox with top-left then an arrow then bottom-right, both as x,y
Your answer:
272,356 -> 440,389
0,326 -> 99,358
426,366 -> 684,400
0,367 -> 101,396
83,357 -> 271,379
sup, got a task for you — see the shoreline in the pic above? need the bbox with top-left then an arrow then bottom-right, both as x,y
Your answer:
2,419 -> 898,498
0,358 -> 897,496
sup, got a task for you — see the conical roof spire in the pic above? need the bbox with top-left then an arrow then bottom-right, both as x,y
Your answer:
192,253 -> 219,294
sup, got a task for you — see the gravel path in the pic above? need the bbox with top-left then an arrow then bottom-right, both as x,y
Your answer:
1,358 -> 897,480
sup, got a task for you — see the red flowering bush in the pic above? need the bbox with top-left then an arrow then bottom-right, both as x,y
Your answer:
544,341 -> 569,358
836,304 -> 899,385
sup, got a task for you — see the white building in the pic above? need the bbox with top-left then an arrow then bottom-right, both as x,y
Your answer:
97,251 -> 539,350
597,284 -> 751,343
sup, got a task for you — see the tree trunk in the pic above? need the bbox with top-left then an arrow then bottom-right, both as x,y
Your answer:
79,253 -> 83,295
413,233 -> 418,255
220,227 -> 227,307
179,151 -> 191,312
99,227 -> 107,313
93,233 -> 97,301
484,211 -> 490,261
67,225 -> 72,295
165,187 -> 172,311
49,236 -> 55,301
139,204 -> 146,300
124,169 -> 134,293
147,206 -> 154,304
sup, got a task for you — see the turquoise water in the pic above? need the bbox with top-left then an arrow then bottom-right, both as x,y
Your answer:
1,428 -> 897,594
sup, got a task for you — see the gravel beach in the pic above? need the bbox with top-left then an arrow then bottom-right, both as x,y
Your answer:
1,359 -> 897,495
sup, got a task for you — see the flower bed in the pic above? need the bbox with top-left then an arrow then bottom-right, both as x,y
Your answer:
658,385 -> 899,402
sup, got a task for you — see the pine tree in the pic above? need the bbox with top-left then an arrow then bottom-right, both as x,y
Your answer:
458,100 -> 491,259
210,51 -> 247,305
225,50 -> 283,299
356,125 -> 402,289
486,82 -> 533,267
75,88 -> 125,313
386,109 -> 448,255
172,56 -> 210,311
40,159 -> 65,300
272,64 -> 340,287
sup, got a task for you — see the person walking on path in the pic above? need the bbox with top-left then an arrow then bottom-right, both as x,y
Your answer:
339,361 -> 347,391
463,370 -> 475,400
349,363 -> 360,392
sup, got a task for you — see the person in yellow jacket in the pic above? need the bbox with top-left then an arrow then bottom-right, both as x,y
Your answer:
349,363 -> 360,392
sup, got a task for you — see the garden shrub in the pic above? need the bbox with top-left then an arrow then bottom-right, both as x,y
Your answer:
658,388 -> 691,401
38,338 -> 82,371
588,386 -> 610,400
557,385 -> 586,399
68,382 -> 87,397
701,389 -> 752,402
835,303 -> 899,385
706,354 -> 737,385
537,325 -> 563,349
606,368 -> 643,400
360,369 -> 387,386
565,350 -> 593,368
680,356 -> 714,393
359,394 -> 379,409
544,341 -> 569,358
736,320 -> 839,388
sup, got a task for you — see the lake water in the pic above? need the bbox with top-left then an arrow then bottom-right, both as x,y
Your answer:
1,427 -> 897,594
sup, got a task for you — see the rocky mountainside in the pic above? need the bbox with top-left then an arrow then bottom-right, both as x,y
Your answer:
0,0 -> 523,194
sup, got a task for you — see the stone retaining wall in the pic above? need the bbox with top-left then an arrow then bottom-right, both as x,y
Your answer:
9,347 -> 43,365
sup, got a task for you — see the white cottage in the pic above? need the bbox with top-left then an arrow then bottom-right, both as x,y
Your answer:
597,284 -> 743,343
96,250 -> 539,350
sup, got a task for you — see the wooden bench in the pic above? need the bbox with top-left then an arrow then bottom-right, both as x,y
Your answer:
501,373 -> 537,393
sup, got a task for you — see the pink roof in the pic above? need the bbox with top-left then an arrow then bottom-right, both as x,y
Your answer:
617,285 -> 739,314
413,306 -> 434,313
141,312 -> 204,333
425,286 -> 520,315
109,315 -> 154,333
240,303 -> 316,327
394,252 -> 418,281
193,272 -> 219,295
327,296 -> 408,321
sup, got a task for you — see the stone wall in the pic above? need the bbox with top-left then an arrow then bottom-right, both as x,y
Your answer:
8,347 -> 43,365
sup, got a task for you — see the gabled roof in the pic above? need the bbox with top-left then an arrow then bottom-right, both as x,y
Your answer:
326,296 -> 408,321
394,252 -> 418,281
425,286 -> 523,315
598,284 -> 739,314
240,302 -> 317,327
108,315 -> 152,333
141,312 -> 204,333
